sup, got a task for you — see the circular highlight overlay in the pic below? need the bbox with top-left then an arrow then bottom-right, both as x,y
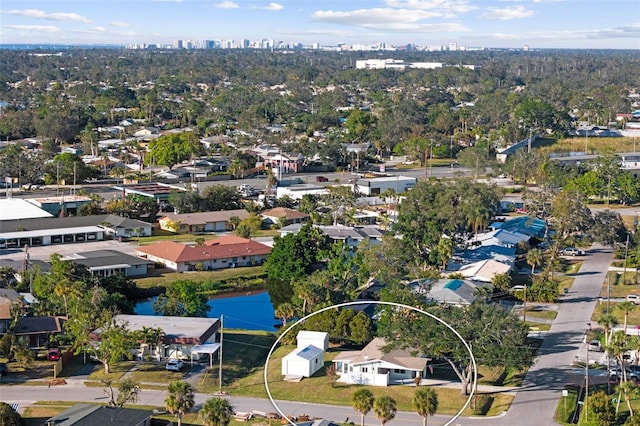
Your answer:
263,300 -> 477,426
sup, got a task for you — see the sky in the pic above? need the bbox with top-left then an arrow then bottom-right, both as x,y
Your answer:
1,0 -> 639,49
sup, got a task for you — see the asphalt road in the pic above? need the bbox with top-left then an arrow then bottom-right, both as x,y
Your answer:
490,245 -> 614,425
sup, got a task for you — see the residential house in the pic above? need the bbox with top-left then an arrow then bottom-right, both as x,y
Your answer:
409,278 -> 492,306
61,250 -> 153,278
45,404 -> 152,426
261,207 -> 310,227
14,316 -> 66,348
279,224 -> 384,247
447,259 -> 511,283
461,244 -> 517,267
0,288 -> 20,335
489,216 -> 546,239
97,215 -> 153,239
282,331 -> 328,378
135,235 -> 271,272
473,229 -> 530,249
134,127 -> 160,138
263,153 -> 304,174
159,209 -> 249,233
92,314 -> 221,360
332,337 -> 429,386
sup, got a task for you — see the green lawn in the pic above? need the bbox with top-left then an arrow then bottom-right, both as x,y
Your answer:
219,343 -> 513,417
134,265 -> 265,289
591,300 -> 640,326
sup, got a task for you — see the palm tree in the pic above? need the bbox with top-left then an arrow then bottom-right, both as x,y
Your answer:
274,302 -> 296,327
598,313 -> 619,346
436,237 -> 454,271
373,395 -> 397,426
617,301 -> 636,334
165,380 -> 195,426
617,380 -> 638,417
200,397 -> 234,426
412,387 -> 438,426
351,388 -> 374,426
526,248 -> 543,276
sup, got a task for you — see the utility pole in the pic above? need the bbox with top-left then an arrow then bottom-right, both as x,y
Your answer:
585,332 -> 589,422
623,232 -> 630,285
218,315 -> 224,393
523,285 -> 527,323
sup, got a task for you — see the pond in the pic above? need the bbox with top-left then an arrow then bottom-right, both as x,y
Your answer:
134,290 -> 278,331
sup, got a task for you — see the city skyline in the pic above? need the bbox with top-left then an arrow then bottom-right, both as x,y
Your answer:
0,0 -> 639,49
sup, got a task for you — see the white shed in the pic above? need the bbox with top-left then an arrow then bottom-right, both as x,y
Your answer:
296,330 -> 329,351
281,345 -> 324,378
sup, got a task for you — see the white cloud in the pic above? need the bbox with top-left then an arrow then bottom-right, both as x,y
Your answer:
384,0 -> 477,13
480,5 -> 534,20
5,24 -> 60,33
2,9 -> 91,23
263,3 -> 284,11
214,1 -> 239,9
87,26 -> 106,33
110,21 -> 130,28
312,8 -> 470,32
482,24 -> 640,43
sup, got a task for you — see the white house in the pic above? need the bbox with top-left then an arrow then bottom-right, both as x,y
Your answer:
281,331 -> 328,378
332,338 -> 429,386
296,330 -> 329,351
281,345 -> 325,378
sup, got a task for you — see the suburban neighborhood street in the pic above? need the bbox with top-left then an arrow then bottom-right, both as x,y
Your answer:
0,246 -> 614,425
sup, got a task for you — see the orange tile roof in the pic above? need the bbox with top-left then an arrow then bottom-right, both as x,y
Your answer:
137,238 -> 271,263
261,207 -> 309,220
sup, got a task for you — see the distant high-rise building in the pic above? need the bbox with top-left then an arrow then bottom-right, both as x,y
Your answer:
449,42 -> 457,51
523,45 -> 530,51
241,39 -> 249,48
174,40 -> 183,49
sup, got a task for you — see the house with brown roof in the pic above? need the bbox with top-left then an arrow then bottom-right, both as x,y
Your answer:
260,207 -> 310,228
332,337 -> 429,386
0,289 -> 21,335
158,209 -> 249,233
14,316 -> 66,349
135,235 -> 271,272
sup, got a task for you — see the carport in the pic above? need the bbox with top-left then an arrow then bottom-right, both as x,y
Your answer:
189,342 -> 221,368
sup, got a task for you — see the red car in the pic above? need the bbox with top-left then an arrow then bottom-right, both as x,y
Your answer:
47,348 -> 61,361
315,176 -> 329,182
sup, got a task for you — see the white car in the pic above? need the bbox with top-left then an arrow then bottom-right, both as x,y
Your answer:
165,359 -> 184,372
561,247 -> 585,256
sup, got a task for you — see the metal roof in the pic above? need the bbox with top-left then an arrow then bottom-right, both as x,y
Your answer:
0,226 -> 103,239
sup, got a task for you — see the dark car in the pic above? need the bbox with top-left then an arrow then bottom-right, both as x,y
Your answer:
47,348 -> 62,361
0,362 -> 8,376
315,176 -> 329,182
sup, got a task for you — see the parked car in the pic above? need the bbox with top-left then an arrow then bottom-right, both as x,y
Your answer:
315,176 -> 329,182
588,340 -> 602,351
0,362 -> 8,376
166,359 -> 184,372
561,247 -> 586,256
627,294 -> 640,305
47,348 -> 62,361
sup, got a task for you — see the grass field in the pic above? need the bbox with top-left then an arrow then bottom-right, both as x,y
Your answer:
134,265 -> 265,289
536,136 -> 640,156
211,342 -> 514,417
